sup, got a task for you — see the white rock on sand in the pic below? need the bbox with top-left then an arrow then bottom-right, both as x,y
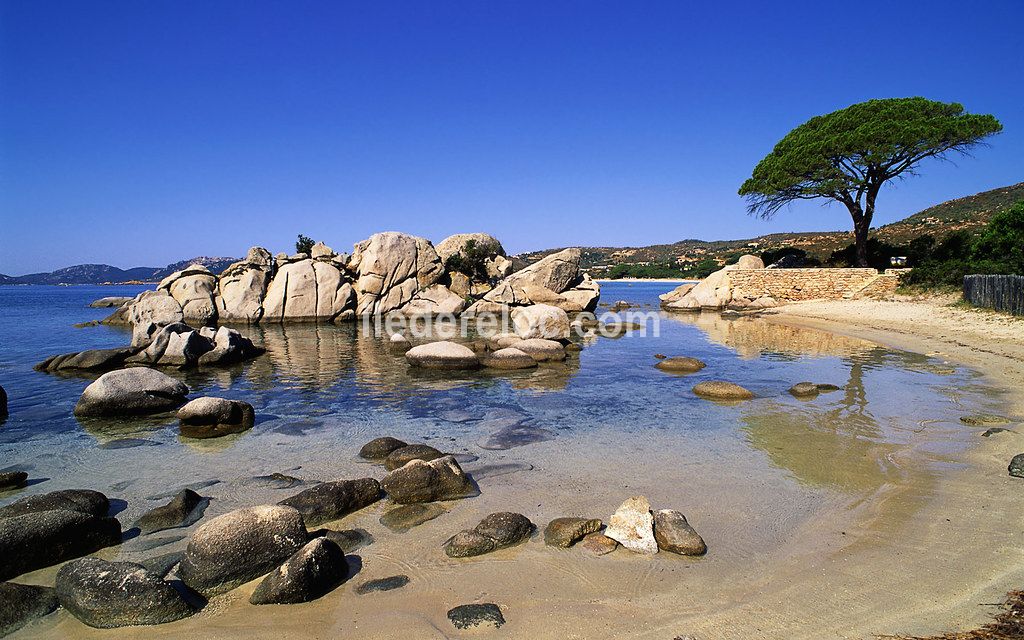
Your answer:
604,496 -> 658,555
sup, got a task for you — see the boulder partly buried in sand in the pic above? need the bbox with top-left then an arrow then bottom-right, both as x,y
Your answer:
444,512 -> 533,558
0,508 -> 122,581
0,582 -> 59,637
652,509 -> 706,556
249,538 -> 348,605
74,368 -> 189,417
278,478 -> 382,527
381,456 -> 476,504
55,557 -> 194,628
692,380 -> 754,401
448,603 -> 505,630
178,505 -> 308,597
543,517 -> 603,548
604,496 -> 657,555
177,397 -> 255,439
1009,454 -> 1024,479
579,532 -> 618,556
405,342 -> 480,370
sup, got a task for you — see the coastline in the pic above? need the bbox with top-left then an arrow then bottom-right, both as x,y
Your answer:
594,278 -> 697,283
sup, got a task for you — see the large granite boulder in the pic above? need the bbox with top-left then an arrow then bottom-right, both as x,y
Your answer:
403,284 -> 467,316
0,582 -> 59,637
0,509 -> 122,581
74,368 -> 189,417
666,255 -> 764,311
478,248 -> 582,307
380,455 -> 476,504
436,233 -> 505,264
348,232 -> 444,316
278,478 -> 382,526
128,323 -> 213,367
659,282 -> 696,307
178,505 -> 309,597
55,558 -> 194,628
158,265 -> 218,325
126,290 -> 184,346
511,304 -> 570,340
217,247 -> 275,323
249,538 -> 348,605
197,325 -> 264,366
262,259 -> 355,322
506,338 -> 566,362
693,380 -> 755,401
480,347 -> 537,370
558,273 -> 601,312
436,233 -> 512,294
177,397 -> 255,438
405,341 -> 480,370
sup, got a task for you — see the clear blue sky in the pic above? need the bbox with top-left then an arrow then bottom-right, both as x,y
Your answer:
2,0 -> 1022,274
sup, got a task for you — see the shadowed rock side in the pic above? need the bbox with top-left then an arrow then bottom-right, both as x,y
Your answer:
101,234 -> 599,333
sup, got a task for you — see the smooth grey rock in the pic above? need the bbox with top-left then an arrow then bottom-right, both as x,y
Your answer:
278,478 -> 381,527
249,538 -> 348,605
134,489 -> 208,534
405,341 -> 480,370
312,528 -> 374,553
34,347 -> 137,373
381,456 -> 476,504
653,509 -> 707,556
178,505 -> 308,597
481,347 -> 537,370
507,338 -> 565,362
443,512 -> 533,558
0,509 -> 122,581
0,582 -> 58,637
177,397 -> 255,439
74,368 -> 189,417
655,357 -> 706,373
442,530 -> 496,558
55,557 -> 194,628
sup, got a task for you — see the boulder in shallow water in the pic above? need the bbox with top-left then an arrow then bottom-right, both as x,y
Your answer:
384,444 -> 445,471
379,503 -> 446,533
511,304 -> 570,340
176,397 -> 255,439
359,436 -> 408,460
604,496 -> 658,555
55,557 -> 194,628
443,512 -> 533,558
178,505 -> 308,597
0,471 -> 27,491
278,478 -> 382,526
387,333 -> 412,354
961,414 -> 1013,426
442,530 -> 496,558
0,488 -> 109,519
381,455 -> 476,504
134,489 -> 208,534
692,380 -> 754,401
312,528 -> 374,553
788,382 -> 820,398
34,347 -> 138,373
652,509 -> 706,556
405,341 -> 480,370
354,575 -> 410,595
1009,454 -> 1024,479
249,538 -> 348,605
654,357 -> 706,373
481,347 -> 537,370
0,509 -> 122,581
348,232 -> 444,316
447,603 -> 505,630
507,338 -> 566,362
0,582 -> 58,637
89,296 -> 134,308
74,368 -> 189,417
543,517 -> 603,548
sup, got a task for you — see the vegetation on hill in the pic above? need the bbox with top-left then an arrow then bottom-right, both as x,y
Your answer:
739,97 -> 1002,266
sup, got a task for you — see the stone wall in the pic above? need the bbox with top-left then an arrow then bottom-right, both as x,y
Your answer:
728,268 -> 891,302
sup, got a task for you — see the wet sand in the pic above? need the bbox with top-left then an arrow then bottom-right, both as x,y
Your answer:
8,307 -> 1024,640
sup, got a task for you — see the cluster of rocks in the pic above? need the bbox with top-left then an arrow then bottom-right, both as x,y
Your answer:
661,255 -> 778,312
101,234 -> 600,333
37,322 -> 263,374
653,354 -> 843,403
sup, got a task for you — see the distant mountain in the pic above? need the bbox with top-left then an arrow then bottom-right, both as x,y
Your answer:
516,182 -> 1024,269
1,256 -> 239,286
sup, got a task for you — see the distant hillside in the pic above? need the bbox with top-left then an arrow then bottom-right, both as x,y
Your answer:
516,182 -> 1024,271
2,256 -> 238,286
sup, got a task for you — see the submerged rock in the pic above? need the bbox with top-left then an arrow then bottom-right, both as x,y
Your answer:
134,489 -> 208,534
177,397 -> 255,439
443,512 -> 533,558
961,414 -> 1013,426
250,538 -> 348,605
0,582 -> 58,637
447,603 -> 505,630
312,528 -> 374,553
384,444 -> 445,472
544,517 -> 602,548
354,575 -> 410,595
604,496 -> 658,555
278,478 -> 382,527
359,437 -> 409,460
388,333 -> 412,354
788,382 -> 820,398
692,380 -> 754,401
654,357 -> 706,373
381,456 -> 476,504
74,368 -> 189,417
405,341 -> 480,370
55,557 -> 194,628
0,509 -> 122,581
178,505 -> 308,597
652,509 -> 706,556
0,471 -> 28,491
379,503 -> 446,533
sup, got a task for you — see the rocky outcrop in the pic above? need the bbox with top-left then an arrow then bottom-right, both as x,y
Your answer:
217,247 -> 275,323
466,248 -> 600,313
348,232 -> 444,316
249,538 -> 348,605
55,558 -> 194,628
125,290 -> 184,346
178,505 -> 309,597
436,233 -> 512,297
665,255 -> 776,312
35,347 -> 138,373
74,368 -> 189,417
403,284 -> 466,316
158,265 -> 218,325
659,282 -> 696,307
263,257 -> 355,322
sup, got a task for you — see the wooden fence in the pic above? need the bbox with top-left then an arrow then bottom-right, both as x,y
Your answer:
963,274 -> 1024,316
